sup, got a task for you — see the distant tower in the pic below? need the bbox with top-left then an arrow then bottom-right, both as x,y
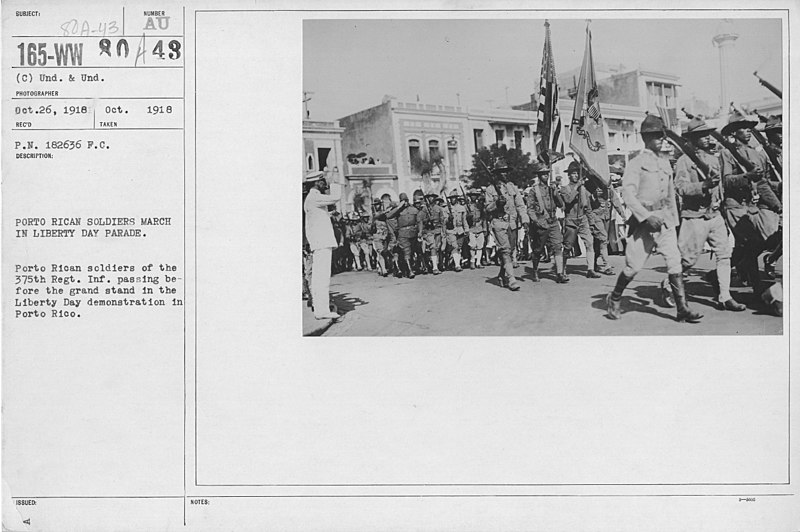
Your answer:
712,20 -> 739,114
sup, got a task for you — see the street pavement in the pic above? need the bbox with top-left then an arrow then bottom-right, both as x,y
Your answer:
307,252 -> 782,336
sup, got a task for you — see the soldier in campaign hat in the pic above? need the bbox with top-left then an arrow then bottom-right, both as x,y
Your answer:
560,160 -> 598,279
418,192 -> 447,274
466,188 -> 487,269
719,110 -> 781,297
384,191 -> 422,278
606,114 -> 703,323
720,109 -> 758,137
345,211 -> 367,271
526,161 -> 569,283
484,157 -> 529,290
663,116 -> 746,311
370,198 -> 391,277
445,189 -> 470,271
586,172 -> 625,277
302,170 -> 342,320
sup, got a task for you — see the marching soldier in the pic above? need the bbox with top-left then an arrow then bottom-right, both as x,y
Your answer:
374,199 -> 403,277
445,189 -> 470,272
370,199 -> 390,277
330,210 -> 347,273
466,189 -> 486,269
672,116 -> 745,311
345,212 -> 364,271
606,114 -> 703,323
719,111 -> 781,296
560,160 -> 599,278
418,192 -> 447,275
484,158 -> 529,291
526,162 -> 569,283
357,211 -> 374,271
385,191 -> 422,278
586,178 -> 624,275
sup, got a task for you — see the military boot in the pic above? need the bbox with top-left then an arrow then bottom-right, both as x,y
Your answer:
406,259 -> 415,279
669,273 -> 703,323
606,272 -> 634,320
530,258 -> 540,282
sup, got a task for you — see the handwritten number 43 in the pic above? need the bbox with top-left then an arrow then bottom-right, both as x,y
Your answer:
98,39 -> 181,60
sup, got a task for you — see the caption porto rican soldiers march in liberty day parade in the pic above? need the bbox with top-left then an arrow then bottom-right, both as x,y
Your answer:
302,21 -> 783,327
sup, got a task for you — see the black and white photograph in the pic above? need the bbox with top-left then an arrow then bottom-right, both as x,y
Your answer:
3,3 -> 797,530
302,17 -> 784,336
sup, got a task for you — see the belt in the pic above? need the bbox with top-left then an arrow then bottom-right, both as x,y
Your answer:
641,198 -> 671,212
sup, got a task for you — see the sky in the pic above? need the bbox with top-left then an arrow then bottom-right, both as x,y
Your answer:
303,17 -> 782,122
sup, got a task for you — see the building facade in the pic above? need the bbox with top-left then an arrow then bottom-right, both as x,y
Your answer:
333,66 -> 683,211
338,97 -> 538,212
514,65 -> 683,173
302,118 -> 346,211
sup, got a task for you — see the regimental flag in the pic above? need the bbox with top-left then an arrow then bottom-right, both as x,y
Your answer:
569,22 -> 610,188
534,20 -> 564,166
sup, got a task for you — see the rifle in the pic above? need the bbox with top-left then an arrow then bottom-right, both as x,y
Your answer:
445,195 -> 455,230
754,71 -> 782,99
421,195 -> 436,231
662,129 -> 712,180
710,131 -> 755,173
462,187 -> 475,226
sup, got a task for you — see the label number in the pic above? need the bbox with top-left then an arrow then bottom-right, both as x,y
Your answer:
152,40 -> 181,60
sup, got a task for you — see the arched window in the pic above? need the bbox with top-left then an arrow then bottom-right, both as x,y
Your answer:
428,139 -> 440,160
408,138 -> 420,164
307,154 -> 314,170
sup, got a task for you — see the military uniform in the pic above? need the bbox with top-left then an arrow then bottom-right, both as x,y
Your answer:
484,163 -> 529,290
467,191 -> 486,269
370,202 -> 390,277
526,166 -> 568,283
719,112 -> 781,294
620,149 -> 681,274
345,215 -> 364,270
673,149 -> 743,311
560,162 -> 597,278
445,192 -> 469,271
418,197 -> 447,274
720,142 -> 781,237
606,114 -> 702,323
386,193 -> 421,278
587,183 -> 624,274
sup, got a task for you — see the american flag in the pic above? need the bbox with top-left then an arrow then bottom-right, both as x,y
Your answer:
656,105 -> 679,131
534,20 -> 564,164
